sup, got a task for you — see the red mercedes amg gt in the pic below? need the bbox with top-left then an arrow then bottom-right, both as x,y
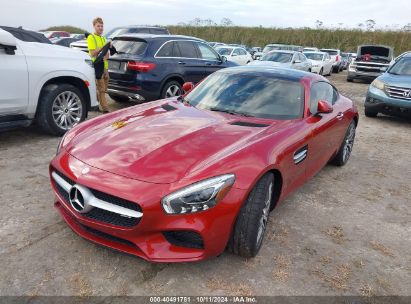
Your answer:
50,66 -> 358,262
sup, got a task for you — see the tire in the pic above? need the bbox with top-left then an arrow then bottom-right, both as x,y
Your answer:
36,83 -> 87,136
330,121 -> 356,166
108,94 -> 129,103
319,68 -> 323,76
161,80 -> 183,99
347,78 -> 354,82
333,67 -> 340,73
364,107 -> 378,118
308,68 -> 312,73
227,172 -> 274,258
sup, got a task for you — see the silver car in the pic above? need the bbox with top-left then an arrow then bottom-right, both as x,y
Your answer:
249,50 -> 312,72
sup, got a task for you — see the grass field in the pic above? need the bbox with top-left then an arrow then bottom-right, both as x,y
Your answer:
169,26 -> 411,55
44,25 -> 411,55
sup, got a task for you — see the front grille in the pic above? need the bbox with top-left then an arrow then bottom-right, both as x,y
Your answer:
385,85 -> 411,100
163,231 -> 204,249
53,170 -> 142,228
80,224 -> 136,248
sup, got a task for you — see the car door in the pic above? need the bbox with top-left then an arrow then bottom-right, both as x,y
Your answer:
238,48 -> 249,64
305,82 -> 343,178
231,48 -> 242,65
0,34 -> 28,115
174,40 -> 205,83
195,41 -> 225,76
300,53 -> 310,71
325,54 -> 333,73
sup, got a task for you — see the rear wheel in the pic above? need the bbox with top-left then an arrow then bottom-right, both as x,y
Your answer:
161,81 -> 183,99
347,77 -> 354,82
227,173 -> 274,258
330,121 -> 356,166
319,68 -> 324,75
36,84 -> 86,136
364,107 -> 378,118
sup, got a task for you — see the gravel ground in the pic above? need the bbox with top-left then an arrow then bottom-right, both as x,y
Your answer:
0,71 -> 410,296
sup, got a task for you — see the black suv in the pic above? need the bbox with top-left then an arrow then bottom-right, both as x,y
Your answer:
107,34 -> 237,102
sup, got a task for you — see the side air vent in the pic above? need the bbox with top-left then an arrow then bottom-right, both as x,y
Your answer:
161,104 -> 177,111
230,121 -> 269,128
163,231 -> 204,249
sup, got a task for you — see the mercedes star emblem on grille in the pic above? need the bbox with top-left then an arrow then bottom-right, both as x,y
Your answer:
69,185 -> 93,213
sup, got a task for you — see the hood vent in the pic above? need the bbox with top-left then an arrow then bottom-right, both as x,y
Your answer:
161,104 -> 177,111
230,121 -> 269,128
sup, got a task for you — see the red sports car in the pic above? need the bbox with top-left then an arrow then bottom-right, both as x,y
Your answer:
50,67 -> 358,262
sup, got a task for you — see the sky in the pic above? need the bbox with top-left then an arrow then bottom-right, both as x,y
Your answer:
1,0 -> 410,31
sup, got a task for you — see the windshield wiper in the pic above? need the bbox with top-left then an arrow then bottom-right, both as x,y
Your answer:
208,107 -> 254,117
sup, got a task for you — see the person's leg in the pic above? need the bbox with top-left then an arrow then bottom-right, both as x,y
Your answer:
96,77 -> 109,112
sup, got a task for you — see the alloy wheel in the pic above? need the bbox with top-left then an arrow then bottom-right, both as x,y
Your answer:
256,181 -> 273,248
342,124 -> 356,163
52,91 -> 83,131
165,85 -> 182,98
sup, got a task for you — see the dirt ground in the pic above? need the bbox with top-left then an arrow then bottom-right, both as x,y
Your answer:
0,71 -> 410,297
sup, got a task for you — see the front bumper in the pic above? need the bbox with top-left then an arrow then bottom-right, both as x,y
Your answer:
50,152 -> 247,262
365,86 -> 411,114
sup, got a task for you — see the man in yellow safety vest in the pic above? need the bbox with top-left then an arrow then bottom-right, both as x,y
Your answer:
87,17 -> 110,113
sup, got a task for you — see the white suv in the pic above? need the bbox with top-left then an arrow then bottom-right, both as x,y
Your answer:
0,28 -> 97,136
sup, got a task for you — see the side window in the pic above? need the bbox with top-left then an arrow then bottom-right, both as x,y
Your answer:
150,28 -> 168,35
197,43 -> 220,60
233,48 -> 240,56
156,41 -> 174,57
300,54 -> 307,61
239,49 -> 247,55
176,41 -> 198,58
310,82 -> 335,114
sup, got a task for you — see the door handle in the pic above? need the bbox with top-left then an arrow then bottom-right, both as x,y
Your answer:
336,112 -> 344,120
206,63 -> 212,66
178,61 -> 186,65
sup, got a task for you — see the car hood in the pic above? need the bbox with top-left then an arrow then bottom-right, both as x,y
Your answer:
379,73 -> 411,88
20,41 -> 89,59
66,101 -> 286,183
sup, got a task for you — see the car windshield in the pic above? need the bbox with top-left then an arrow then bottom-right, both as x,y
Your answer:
304,53 -> 324,61
388,57 -> 411,75
216,48 -> 233,56
261,52 -> 293,63
185,72 -> 304,120
112,39 -> 147,55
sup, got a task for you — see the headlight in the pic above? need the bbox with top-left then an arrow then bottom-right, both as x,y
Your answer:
371,79 -> 385,90
162,174 -> 235,214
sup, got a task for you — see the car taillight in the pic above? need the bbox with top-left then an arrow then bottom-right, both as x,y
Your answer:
127,61 -> 156,72
336,55 -> 340,61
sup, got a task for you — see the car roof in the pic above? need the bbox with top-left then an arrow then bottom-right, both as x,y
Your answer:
303,51 -> 326,54
320,48 -> 340,51
217,66 -> 311,80
267,50 -> 297,54
0,26 -> 51,44
114,34 -> 204,41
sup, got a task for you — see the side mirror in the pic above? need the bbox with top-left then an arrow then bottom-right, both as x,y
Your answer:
182,82 -> 194,94
294,60 -> 301,64
0,30 -> 17,55
220,55 -> 227,63
317,100 -> 333,114
231,53 -> 237,57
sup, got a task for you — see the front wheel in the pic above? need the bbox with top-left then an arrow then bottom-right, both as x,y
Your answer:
227,173 -> 274,258
330,121 -> 356,166
319,68 -> 324,75
36,84 -> 87,136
